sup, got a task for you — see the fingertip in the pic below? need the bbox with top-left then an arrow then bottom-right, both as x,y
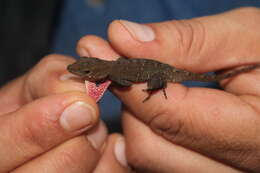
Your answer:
102,133 -> 128,168
25,54 -> 83,99
93,134 -> 130,173
86,121 -> 108,150
113,135 -> 128,168
108,20 -> 159,58
77,35 -> 103,57
76,35 -> 119,60
111,20 -> 155,42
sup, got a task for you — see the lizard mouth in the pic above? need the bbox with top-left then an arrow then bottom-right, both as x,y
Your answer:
67,64 -> 83,76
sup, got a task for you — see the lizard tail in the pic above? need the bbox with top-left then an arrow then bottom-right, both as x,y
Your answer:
214,64 -> 260,81
199,64 -> 260,82
176,64 -> 260,82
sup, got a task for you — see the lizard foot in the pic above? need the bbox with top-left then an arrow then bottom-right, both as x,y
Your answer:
142,89 -> 153,102
163,88 -> 167,99
142,88 -> 167,102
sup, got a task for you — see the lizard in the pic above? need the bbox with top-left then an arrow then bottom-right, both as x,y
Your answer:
67,57 -> 260,102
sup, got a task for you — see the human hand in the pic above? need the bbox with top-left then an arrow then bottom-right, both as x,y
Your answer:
78,7 -> 260,172
0,55 -> 109,173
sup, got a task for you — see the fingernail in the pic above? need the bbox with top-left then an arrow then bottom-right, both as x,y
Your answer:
114,137 -> 128,167
78,47 -> 90,57
120,20 -> 155,42
86,121 -> 108,150
60,101 -> 95,132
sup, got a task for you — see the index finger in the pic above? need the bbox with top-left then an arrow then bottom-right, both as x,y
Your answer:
0,54 -> 86,114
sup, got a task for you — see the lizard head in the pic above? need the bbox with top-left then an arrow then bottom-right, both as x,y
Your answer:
67,57 -> 113,82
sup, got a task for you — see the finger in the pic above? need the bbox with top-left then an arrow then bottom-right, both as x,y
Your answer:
12,121 -> 107,173
0,54 -> 86,115
26,55 -> 87,100
0,92 -> 100,173
94,134 -> 130,173
123,111 -> 243,173
115,83 -> 260,172
108,7 -> 260,95
12,136 -> 99,173
108,7 -> 260,71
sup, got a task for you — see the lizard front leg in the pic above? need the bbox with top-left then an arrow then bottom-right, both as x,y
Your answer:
143,73 -> 167,102
110,76 -> 133,87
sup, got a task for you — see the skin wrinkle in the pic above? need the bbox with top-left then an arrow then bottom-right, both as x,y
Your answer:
163,87 -> 206,144
175,114 -> 251,172
146,83 -> 260,172
163,19 -> 207,70
184,103 -> 259,172
193,19 -> 207,61
12,122 -> 47,170
147,85 -> 190,144
25,56 -> 58,100
180,20 -> 195,59
147,111 -> 172,136
23,74 -> 36,102
124,111 -> 241,173
167,20 -> 186,60
239,95 -> 260,115
55,137 -> 95,172
22,114 -> 57,153
188,19 -> 224,70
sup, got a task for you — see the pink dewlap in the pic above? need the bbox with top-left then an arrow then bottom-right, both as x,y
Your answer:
85,80 -> 111,102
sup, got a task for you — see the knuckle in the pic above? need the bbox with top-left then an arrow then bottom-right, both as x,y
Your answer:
183,19 -> 207,59
55,152 -> 79,170
159,20 -> 189,58
177,19 -> 207,68
26,54 -> 68,81
57,150 -> 80,169
24,54 -> 74,98
148,109 -> 186,143
162,20 -> 207,67
17,113 -> 57,152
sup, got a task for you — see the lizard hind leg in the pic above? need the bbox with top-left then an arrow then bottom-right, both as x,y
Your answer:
142,74 -> 168,102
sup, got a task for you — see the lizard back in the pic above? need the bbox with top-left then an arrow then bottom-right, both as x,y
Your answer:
109,57 -> 179,83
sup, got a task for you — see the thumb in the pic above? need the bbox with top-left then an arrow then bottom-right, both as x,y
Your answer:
108,7 -> 260,72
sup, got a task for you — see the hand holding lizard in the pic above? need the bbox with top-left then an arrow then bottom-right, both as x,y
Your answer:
0,55 -> 109,173
77,7 -> 260,173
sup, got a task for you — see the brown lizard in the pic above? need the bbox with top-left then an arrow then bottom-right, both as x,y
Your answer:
67,57 -> 260,102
